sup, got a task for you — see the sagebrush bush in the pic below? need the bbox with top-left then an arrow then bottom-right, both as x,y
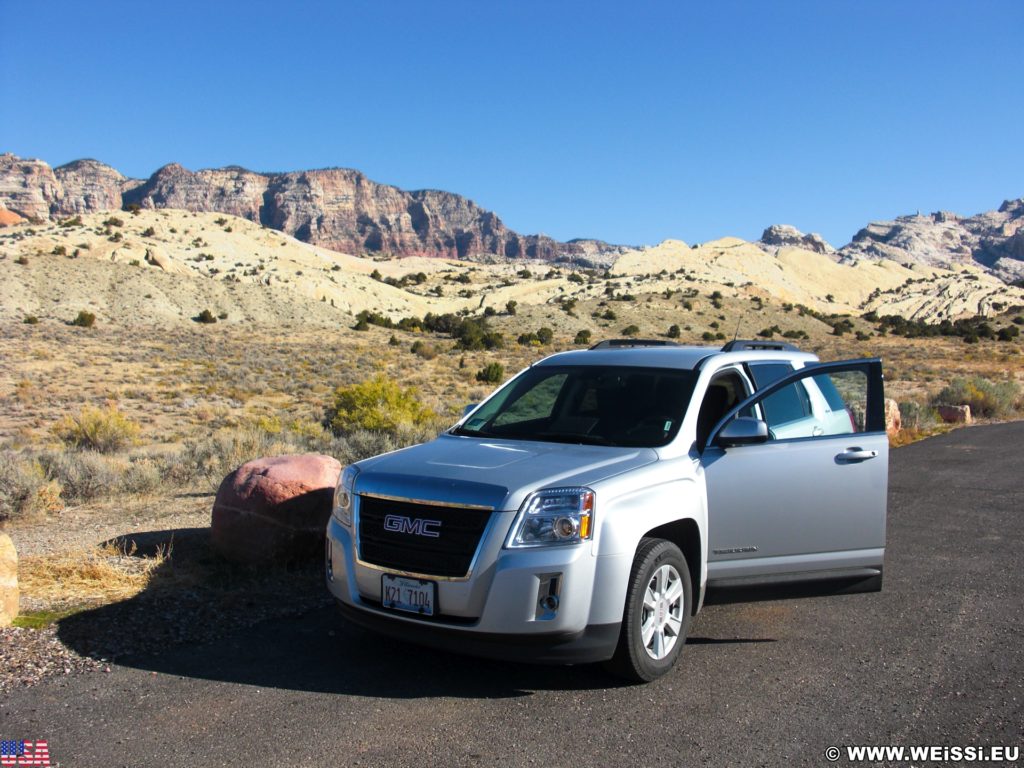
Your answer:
0,451 -> 62,522
897,401 -> 941,431
52,404 -> 142,452
327,375 -> 434,436
38,450 -> 121,502
932,376 -> 1021,418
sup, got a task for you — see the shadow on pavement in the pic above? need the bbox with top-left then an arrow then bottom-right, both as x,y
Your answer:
55,526 -> 782,698
53,526 -> 623,698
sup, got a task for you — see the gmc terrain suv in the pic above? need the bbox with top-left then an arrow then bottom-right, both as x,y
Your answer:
326,340 -> 888,681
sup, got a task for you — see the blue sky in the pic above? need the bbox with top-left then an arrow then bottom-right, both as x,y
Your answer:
2,1 -> 1021,247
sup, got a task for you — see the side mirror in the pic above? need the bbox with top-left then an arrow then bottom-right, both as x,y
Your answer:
714,417 -> 769,447
461,403 -> 479,418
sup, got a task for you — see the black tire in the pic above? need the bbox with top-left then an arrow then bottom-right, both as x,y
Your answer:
605,537 -> 692,683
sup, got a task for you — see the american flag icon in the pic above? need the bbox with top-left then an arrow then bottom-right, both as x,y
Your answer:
0,740 -> 50,767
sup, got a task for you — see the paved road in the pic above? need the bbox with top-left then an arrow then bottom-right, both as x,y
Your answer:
2,423 -> 1022,767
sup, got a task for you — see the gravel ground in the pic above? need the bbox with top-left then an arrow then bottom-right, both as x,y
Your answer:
0,625 -> 104,694
2,494 -> 330,695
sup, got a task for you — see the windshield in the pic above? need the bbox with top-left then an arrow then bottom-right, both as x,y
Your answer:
452,365 -> 698,448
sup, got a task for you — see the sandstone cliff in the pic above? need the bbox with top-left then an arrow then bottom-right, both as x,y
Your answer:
0,153 -> 619,264
835,199 -> 1024,283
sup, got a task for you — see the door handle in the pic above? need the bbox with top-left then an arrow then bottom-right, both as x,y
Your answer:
835,448 -> 878,463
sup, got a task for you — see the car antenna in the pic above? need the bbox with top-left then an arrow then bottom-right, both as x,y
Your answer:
732,316 -> 742,343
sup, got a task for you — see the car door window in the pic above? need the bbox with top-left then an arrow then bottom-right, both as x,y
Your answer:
718,361 -> 882,443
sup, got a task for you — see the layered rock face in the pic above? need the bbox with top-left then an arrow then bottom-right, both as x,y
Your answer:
54,159 -> 142,215
836,199 -> 1024,283
759,224 -> 835,254
0,153 -> 616,263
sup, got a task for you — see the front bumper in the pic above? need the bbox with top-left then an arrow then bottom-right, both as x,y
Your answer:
325,516 -> 627,664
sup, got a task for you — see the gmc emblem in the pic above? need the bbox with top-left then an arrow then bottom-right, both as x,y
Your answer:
383,514 -> 442,538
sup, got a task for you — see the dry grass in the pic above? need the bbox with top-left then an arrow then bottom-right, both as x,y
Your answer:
18,540 -> 170,609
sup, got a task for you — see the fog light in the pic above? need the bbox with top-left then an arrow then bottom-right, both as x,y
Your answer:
535,573 -> 562,620
539,595 -> 559,612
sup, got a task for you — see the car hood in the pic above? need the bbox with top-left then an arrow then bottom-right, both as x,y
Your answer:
353,433 -> 658,511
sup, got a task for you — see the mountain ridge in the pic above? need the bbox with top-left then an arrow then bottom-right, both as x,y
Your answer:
0,153 -> 628,266
1,152 -> 1021,282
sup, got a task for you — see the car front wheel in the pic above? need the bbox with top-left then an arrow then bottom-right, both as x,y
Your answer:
606,537 -> 692,682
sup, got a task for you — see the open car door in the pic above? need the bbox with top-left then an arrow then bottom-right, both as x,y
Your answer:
700,358 -> 888,600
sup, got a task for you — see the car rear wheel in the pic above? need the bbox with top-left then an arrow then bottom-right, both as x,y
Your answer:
606,537 -> 692,682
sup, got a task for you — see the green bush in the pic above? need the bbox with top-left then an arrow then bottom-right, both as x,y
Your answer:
23,315 -> 39,325
574,329 -> 592,345
476,363 -> 504,384
327,375 -> 435,436
667,324 -> 680,339
51,404 -> 142,452
621,324 -> 640,336
71,310 -> 96,327
932,376 -> 1021,418
195,309 -> 217,324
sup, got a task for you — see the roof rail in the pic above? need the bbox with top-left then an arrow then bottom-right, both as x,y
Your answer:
589,339 -> 682,350
720,339 -> 801,352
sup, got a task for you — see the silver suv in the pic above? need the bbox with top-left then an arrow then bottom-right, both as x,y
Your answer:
326,340 -> 888,681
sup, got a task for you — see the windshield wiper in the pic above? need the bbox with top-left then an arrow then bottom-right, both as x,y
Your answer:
536,432 -> 615,446
450,425 -> 492,438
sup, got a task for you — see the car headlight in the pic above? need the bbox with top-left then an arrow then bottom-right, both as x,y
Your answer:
332,465 -> 359,526
506,487 -> 594,548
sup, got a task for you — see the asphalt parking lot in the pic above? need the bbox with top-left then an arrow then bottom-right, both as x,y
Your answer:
2,422 -> 1022,767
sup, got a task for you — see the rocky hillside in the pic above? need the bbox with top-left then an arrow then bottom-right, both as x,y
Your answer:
2,209 -> 1020,329
0,153 -> 624,265
759,200 -> 1024,284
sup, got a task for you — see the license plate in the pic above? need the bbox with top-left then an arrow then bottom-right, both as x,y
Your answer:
381,574 -> 436,616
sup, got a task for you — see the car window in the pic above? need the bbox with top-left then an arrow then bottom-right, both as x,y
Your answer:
456,365 -> 699,448
812,370 -> 867,433
493,374 -> 566,427
747,362 -> 793,389
761,381 -> 812,429
748,368 -> 867,440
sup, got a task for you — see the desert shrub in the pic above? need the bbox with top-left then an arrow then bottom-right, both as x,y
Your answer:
195,309 -> 217,324
52,404 -> 141,452
103,217 -> 124,228
505,300 -> 517,315
23,315 -> 39,325
574,329 -> 592,345
410,340 -> 438,360
0,452 -> 63,522
14,256 -> 28,265
52,245 -> 67,256
71,310 -> 96,327
536,327 -> 554,344
119,457 -> 165,496
621,325 -> 640,336
476,363 -> 504,384
141,227 -> 156,237
897,401 -> 941,431
932,376 -> 1021,418
38,450 -> 121,502
326,375 -> 435,436
667,324 -> 681,339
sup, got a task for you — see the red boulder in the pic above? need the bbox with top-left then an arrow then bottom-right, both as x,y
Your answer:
211,454 -> 341,564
